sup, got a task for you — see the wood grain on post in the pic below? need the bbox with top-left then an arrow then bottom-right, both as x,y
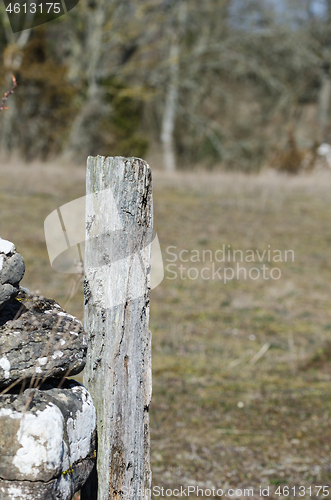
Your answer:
81,156 -> 153,500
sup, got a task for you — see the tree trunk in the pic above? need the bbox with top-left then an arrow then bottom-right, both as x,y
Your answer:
160,1 -> 187,172
318,71 -> 331,142
63,1 -> 107,160
161,43 -> 179,172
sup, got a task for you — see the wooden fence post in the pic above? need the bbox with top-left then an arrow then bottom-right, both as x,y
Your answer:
81,156 -> 153,500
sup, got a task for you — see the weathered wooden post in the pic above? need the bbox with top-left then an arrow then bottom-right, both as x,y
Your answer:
81,156 -> 153,500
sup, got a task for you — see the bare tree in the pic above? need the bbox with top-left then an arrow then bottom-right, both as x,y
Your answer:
63,0 -> 119,159
0,6 -> 32,148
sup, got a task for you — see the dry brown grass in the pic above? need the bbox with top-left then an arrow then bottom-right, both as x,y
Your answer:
1,156 -> 331,499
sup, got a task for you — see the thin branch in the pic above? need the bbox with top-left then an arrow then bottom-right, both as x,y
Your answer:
0,75 -> 17,112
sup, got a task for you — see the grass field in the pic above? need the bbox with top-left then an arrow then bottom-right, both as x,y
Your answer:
1,157 -> 331,499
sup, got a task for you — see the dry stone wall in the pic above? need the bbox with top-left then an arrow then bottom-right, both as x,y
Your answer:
0,237 -> 96,500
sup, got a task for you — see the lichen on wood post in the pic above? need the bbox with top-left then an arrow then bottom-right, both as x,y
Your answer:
81,156 -> 153,500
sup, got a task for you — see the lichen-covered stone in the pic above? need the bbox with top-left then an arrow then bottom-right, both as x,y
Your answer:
0,238 -> 25,310
0,289 -> 87,388
0,252 -> 25,287
0,378 -> 96,500
0,284 -> 17,310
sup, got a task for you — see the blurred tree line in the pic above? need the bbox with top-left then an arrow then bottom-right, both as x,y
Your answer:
0,0 -> 331,171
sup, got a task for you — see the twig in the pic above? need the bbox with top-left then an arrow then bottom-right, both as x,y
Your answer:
216,428 -> 272,435
0,75 -> 17,112
248,342 -> 271,366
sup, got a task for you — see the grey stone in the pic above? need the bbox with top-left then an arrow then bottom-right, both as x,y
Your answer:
0,378 -> 96,500
0,283 -> 18,307
0,253 -> 25,286
0,289 -> 87,388
0,238 -> 25,310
